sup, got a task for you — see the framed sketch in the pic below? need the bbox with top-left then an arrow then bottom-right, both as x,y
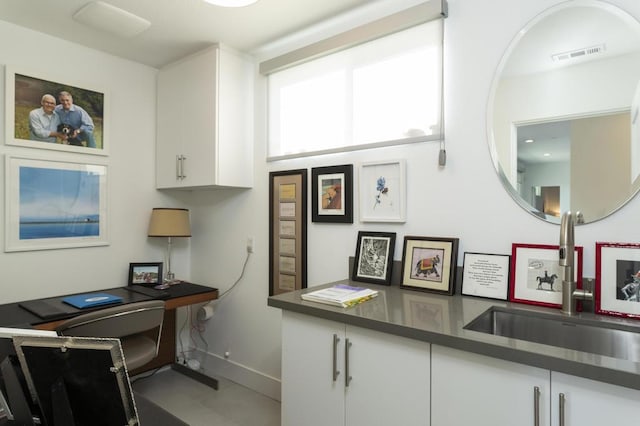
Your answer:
128,262 -> 163,286
400,236 -> 459,295
358,159 -> 406,222
5,66 -> 108,155
5,156 -> 108,252
352,231 -> 396,285
461,252 -> 511,300
510,243 -> 583,308
596,242 -> 640,319
269,169 -> 307,296
311,164 -> 353,223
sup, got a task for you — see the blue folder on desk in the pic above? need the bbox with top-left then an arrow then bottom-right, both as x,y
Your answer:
62,293 -> 123,309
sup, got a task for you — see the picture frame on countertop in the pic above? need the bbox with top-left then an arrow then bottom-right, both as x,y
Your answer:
5,155 -> 108,252
358,159 -> 406,223
510,243 -> 583,308
400,236 -> 459,295
461,252 -> 511,300
311,164 -> 353,223
269,169 -> 307,296
352,231 -> 396,285
128,262 -> 163,286
5,66 -> 108,155
595,242 -> 640,319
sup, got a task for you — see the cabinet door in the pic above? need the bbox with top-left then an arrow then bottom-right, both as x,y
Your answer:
432,345 -> 550,426
281,311 -> 345,426
345,325 -> 430,426
551,372 -> 640,426
156,47 -> 218,188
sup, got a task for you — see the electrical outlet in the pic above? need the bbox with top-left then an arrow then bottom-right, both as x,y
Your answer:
247,236 -> 254,253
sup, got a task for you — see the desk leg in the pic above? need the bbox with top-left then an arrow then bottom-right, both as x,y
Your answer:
171,363 -> 218,390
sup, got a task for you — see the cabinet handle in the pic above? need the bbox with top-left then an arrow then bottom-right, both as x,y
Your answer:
175,155 -> 181,179
345,338 -> 352,387
180,155 -> 186,179
332,334 -> 340,382
559,393 -> 566,426
533,386 -> 540,426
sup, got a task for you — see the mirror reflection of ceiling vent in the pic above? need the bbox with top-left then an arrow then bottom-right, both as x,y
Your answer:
551,44 -> 605,62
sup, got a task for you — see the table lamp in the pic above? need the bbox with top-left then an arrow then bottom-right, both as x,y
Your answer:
148,208 -> 191,286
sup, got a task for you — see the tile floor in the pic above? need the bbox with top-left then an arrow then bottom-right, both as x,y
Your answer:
132,368 -> 281,426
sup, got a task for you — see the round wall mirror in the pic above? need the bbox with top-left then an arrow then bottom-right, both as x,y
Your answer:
487,0 -> 640,224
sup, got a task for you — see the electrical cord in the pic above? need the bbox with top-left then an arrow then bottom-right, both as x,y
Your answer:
216,250 -> 251,300
178,249 -> 251,363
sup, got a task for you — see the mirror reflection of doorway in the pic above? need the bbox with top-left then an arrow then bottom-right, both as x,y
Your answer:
532,186 -> 560,217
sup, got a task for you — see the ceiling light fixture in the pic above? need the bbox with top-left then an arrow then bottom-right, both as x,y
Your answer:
524,139 -> 534,143
203,0 -> 259,7
73,1 -> 150,38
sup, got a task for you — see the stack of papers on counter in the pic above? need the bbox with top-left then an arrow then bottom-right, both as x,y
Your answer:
301,284 -> 378,308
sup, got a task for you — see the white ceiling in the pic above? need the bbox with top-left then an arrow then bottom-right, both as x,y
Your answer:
0,0 -> 380,68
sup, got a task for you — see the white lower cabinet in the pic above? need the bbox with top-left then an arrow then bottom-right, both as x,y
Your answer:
432,345 -> 550,426
281,311 -> 430,426
433,345 -> 640,426
550,372 -> 640,426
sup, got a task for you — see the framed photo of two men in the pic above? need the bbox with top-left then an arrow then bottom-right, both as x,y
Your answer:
5,66 -> 109,156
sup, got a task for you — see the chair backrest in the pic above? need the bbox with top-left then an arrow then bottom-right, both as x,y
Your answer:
56,300 -> 165,339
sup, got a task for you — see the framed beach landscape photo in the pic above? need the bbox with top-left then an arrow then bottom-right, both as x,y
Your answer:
5,156 -> 108,252
5,66 -> 108,155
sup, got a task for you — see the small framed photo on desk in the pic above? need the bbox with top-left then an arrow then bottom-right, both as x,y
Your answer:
128,262 -> 163,286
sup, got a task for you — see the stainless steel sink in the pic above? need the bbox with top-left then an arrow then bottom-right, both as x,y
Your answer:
464,307 -> 640,362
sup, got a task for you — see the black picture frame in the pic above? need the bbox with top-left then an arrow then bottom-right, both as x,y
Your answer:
400,236 -> 459,295
128,262 -> 163,286
352,231 -> 396,285
461,252 -> 511,300
269,169 -> 308,296
311,164 -> 353,223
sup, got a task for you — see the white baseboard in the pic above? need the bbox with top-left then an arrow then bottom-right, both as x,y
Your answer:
191,348 -> 281,401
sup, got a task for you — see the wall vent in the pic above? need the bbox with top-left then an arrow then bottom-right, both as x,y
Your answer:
551,44 -> 605,62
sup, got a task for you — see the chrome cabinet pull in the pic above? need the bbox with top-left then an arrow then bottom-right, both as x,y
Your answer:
332,334 -> 340,382
345,338 -> 352,387
176,155 -> 187,179
533,386 -> 540,426
559,393 -> 566,426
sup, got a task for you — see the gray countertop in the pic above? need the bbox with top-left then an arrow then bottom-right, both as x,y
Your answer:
268,281 -> 640,391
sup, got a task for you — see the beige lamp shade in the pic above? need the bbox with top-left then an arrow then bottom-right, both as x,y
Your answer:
148,208 -> 191,237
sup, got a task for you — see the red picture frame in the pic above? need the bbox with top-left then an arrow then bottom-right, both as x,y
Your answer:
510,243 -> 583,308
595,242 -> 640,319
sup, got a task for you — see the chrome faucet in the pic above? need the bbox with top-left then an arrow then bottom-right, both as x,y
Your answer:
559,211 -> 592,315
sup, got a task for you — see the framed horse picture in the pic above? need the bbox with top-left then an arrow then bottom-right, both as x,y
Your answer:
510,243 -> 583,308
400,236 -> 459,295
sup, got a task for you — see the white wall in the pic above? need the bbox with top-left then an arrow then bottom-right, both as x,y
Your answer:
0,21 -> 185,304
185,0 -> 640,401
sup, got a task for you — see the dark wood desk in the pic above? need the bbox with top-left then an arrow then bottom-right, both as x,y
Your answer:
0,282 -> 218,377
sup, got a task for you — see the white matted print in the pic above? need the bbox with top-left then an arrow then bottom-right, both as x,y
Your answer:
358,159 -> 406,222
596,242 -> 640,319
5,156 -> 108,252
510,243 -> 582,308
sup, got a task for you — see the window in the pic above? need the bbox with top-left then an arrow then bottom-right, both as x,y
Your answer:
267,19 -> 444,160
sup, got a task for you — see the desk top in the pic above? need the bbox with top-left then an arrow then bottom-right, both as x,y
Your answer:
0,282 -> 218,328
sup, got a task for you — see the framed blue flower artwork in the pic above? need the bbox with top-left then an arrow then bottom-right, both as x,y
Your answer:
358,159 -> 406,222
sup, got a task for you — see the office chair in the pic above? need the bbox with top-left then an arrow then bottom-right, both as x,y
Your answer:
55,300 -> 165,371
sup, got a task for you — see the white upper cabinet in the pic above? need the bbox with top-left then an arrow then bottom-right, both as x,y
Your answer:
156,44 -> 253,189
